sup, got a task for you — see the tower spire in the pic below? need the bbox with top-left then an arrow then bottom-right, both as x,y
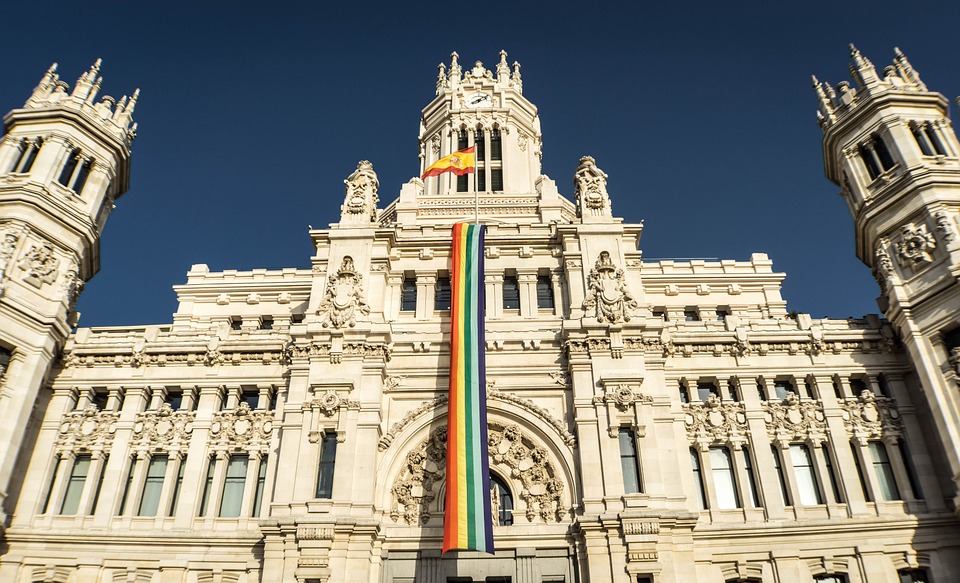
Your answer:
849,43 -> 880,88
893,47 -> 926,90
812,75 -> 836,125
496,50 -> 510,83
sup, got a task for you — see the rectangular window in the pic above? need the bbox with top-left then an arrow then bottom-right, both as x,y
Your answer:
869,441 -> 901,501
651,308 -> 665,320
241,389 -> 260,410
41,456 -> 62,514
898,568 -> 930,583
165,390 -> 183,411
502,276 -> 520,310
91,390 -> 109,411
618,428 -> 642,494
683,309 -> 700,322
0,346 -> 11,379
400,277 -> 417,312
678,380 -> 690,404
260,316 -> 273,330
912,124 -> 935,156
742,448 -> 760,507
58,149 -> 80,186
168,458 -> 185,516
536,275 -> 555,309
849,377 -> 868,397
316,434 -> 338,499
138,456 -> 168,517
727,379 -> 740,402
757,379 -> 767,401
230,317 -> 243,331
925,125 -> 946,155
435,277 -> 451,311
690,448 -> 706,509
773,380 -> 794,400
89,454 -> 107,515
457,173 -> 468,192
696,382 -> 717,403
771,446 -> 791,506
715,307 -> 728,322
199,457 -> 216,516
873,134 -> 896,170
822,444 -> 843,503
851,442 -> 872,502
119,457 -> 136,515
710,447 -> 740,509
219,455 -> 249,517
490,129 -> 502,160
790,444 -> 823,505
60,454 -> 91,515
253,456 -> 268,517
491,168 -> 503,192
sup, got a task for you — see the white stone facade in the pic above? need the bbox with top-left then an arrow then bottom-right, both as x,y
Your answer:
0,50 -> 959,583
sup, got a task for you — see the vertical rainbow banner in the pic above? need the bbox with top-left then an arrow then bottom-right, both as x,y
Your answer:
443,222 -> 494,554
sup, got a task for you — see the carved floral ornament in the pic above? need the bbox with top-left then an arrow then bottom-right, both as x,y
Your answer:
317,256 -> 371,329
593,384 -> 651,412
895,222 -> 936,266
764,393 -> 827,446
132,403 -> 194,447
18,241 -> 60,288
582,251 -> 638,324
209,403 -> 273,446
840,390 -> 902,444
684,395 -> 749,449
57,406 -> 119,450
390,422 -> 565,526
342,160 -> 379,222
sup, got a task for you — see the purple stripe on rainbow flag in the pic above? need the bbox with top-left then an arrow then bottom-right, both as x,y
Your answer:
443,222 -> 494,554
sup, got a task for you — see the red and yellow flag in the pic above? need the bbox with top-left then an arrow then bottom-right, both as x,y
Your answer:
421,146 -> 476,179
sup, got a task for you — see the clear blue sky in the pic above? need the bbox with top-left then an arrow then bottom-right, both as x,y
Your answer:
2,2 -> 958,326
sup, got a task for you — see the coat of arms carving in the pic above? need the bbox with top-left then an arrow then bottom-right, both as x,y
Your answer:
582,251 -> 637,324
317,256 -> 370,328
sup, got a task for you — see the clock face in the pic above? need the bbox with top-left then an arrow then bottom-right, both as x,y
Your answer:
466,92 -> 493,108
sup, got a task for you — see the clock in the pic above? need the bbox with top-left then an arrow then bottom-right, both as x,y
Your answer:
466,92 -> 493,108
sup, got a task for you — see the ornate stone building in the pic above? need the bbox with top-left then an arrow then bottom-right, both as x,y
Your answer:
0,48 -> 958,582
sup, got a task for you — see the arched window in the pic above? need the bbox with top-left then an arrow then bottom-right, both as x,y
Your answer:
490,474 -> 513,525
10,137 -> 42,173
457,129 -> 469,192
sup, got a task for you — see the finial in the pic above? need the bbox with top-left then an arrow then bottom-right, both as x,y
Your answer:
847,43 -> 879,88
86,58 -> 103,81
496,50 -> 510,82
894,46 -> 905,59
450,51 -> 460,68
47,63 -> 58,75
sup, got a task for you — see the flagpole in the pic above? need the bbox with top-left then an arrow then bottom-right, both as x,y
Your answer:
474,141 -> 479,224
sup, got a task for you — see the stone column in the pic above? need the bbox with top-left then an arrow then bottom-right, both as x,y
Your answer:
240,450 -> 263,517
517,271 -> 537,319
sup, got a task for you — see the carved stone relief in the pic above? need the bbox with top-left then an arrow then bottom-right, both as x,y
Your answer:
582,251 -> 638,324
0,226 -> 20,286
684,396 -> 749,449
317,256 -> 370,329
593,384 -> 651,412
57,406 -> 119,451
763,393 -> 827,446
209,403 -> 273,447
341,160 -> 379,222
18,241 -> 60,288
895,222 -> 936,266
840,390 -> 902,445
131,404 -> 194,448
934,210 -> 957,243
573,155 -> 609,216
390,422 -> 565,525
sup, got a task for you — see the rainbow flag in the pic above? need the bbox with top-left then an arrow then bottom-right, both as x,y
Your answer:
422,146 -> 476,179
443,222 -> 494,554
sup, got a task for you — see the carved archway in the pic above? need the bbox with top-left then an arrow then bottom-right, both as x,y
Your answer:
389,421 -> 567,526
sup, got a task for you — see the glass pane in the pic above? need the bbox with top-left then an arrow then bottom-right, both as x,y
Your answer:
536,276 -> 554,309
869,441 -> 900,501
710,447 -> 739,509
435,278 -> 451,311
619,429 -> 641,494
199,458 -> 216,516
138,457 -> 168,516
741,449 -> 760,507
502,277 -> 520,310
690,449 -> 706,509
400,279 -> 417,311
790,444 -> 822,505
60,455 -> 91,515
317,436 -> 338,499
219,455 -> 249,517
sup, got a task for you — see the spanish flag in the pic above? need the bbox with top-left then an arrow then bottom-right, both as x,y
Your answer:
422,146 -> 476,179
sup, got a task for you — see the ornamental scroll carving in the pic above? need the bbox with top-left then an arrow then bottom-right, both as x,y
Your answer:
131,404 -> 194,448
317,256 -> 370,329
57,406 -> 119,451
593,384 -> 651,412
840,390 -> 902,445
582,251 -> 638,324
895,222 -> 936,266
341,160 -> 379,223
18,241 -> 60,288
209,403 -> 273,447
684,396 -> 749,449
573,155 -> 610,216
390,423 -> 565,525
763,393 -> 827,446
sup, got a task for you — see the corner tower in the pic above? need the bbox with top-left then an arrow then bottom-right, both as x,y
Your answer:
0,60 -> 137,521
816,46 -> 960,501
